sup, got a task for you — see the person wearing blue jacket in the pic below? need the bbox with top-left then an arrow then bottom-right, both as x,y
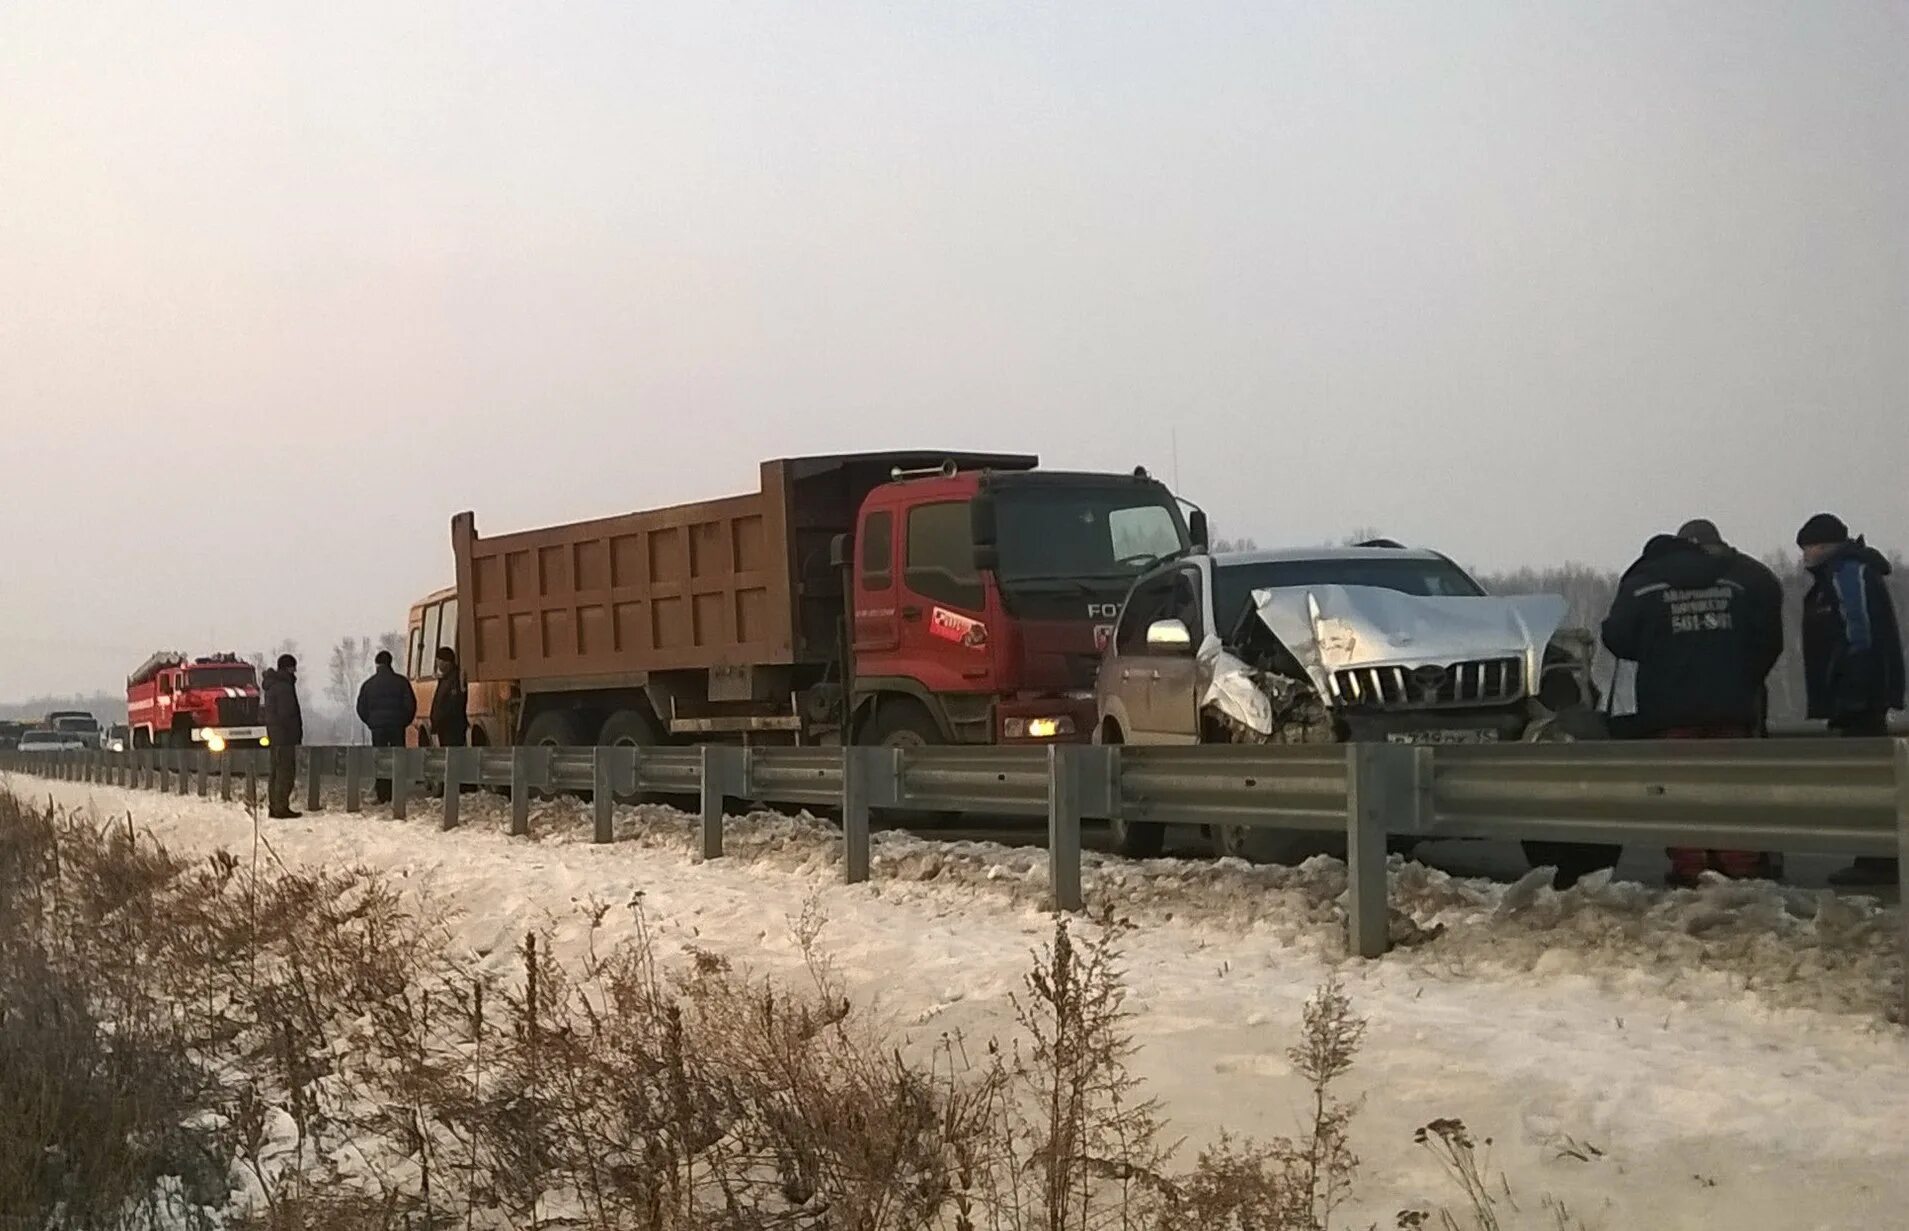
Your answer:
1797,514 -> 1905,886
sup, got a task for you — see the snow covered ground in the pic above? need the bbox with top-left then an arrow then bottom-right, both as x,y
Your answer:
13,771 -> 1909,1230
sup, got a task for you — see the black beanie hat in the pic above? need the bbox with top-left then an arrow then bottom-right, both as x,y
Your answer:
374,649 -> 393,667
1795,513 -> 1849,548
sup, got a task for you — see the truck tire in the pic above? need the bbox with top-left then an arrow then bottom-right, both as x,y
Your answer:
861,698 -> 943,749
598,708 -> 660,804
859,699 -> 952,824
1106,815 -> 1166,859
522,709 -> 586,748
1094,722 -> 1165,859
521,709 -> 586,799
1212,824 -> 1344,867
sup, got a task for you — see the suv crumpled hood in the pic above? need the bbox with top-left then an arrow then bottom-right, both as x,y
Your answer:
1251,585 -> 1568,698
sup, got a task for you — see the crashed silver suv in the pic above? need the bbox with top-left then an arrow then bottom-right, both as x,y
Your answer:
1094,543 -> 1606,866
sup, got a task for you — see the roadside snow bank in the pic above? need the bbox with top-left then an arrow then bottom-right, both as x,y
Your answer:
389,787 -> 1904,1022
16,774 -> 1909,1230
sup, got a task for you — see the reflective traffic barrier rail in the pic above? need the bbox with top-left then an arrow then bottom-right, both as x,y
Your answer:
6,739 -> 1905,1021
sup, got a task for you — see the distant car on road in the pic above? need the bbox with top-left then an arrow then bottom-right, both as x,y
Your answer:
47,711 -> 103,748
102,724 -> 131,753
17,728 -> 92,752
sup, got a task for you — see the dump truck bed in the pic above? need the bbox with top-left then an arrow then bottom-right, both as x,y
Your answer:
453,451 -> 1037,687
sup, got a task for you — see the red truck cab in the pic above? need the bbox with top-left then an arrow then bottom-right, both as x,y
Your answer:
848,463 -> 1200,746
127,652 -> 267,751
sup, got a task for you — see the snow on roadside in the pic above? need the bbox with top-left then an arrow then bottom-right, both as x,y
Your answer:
15,772 -> 1909,1230
309,779 -> 1903,1020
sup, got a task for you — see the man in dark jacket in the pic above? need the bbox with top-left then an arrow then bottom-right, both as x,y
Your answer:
260,654 -> 304,818
1677,518 -> 1785,728
1604,528 -> 1779,885
430,646 -> 469,747
1797,514 -> 1905,886
356,649 -> 418,803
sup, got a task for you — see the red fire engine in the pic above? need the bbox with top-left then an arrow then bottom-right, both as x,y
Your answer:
126,652 -> 268,751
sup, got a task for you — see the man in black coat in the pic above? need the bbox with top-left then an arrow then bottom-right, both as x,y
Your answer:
430,646 -> 469,747
1676,518 -> 1785,728
260,654 -> 304,819
1603,527 -> 1780,885
1797,514 -> 1905,886
356,649 -> 418,803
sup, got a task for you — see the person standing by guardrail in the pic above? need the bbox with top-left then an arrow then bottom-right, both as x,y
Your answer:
431,646 -> 468,747
1797,514 -> 1905,887
261,654 -> 304,819
1604,523 -> 1780,887
356,649 -> 417,803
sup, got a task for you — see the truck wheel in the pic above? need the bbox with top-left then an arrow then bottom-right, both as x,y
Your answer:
1106,816 -> 1166,859
1522,841 -> 1619,890
861,699 -> 943,749
1212,824 -> 1344,866
521,710 -> 585,799
522,709 -> 585,747
598,709 -> 660,804
860,700 -> 953,825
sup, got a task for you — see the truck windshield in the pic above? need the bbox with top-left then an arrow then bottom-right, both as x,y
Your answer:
189,667 -> 257,690
1212,555 -> 1484,635
53,716 -> 100,732
994,488 -> 1186,581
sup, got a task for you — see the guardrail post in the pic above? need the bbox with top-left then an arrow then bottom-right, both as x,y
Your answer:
1047,746 -> 1084,913
306,749 -> 324,813
443,747 -> 476,830
509,747 -> 548,837
218,752 -> 232,801
244,749 -> 261,814
344,747 -> 366,813
196,752 -> 209,797
392,748 -> 416,819
842,747 -> 873,884
1346,742 -> 1416,960
177,751 -> 192,797
700,745 -> 728,860
591,748 -> 615,844
1896,740 -> 1909,1027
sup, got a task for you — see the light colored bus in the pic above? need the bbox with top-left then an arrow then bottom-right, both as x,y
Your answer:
404,586 -> 506,747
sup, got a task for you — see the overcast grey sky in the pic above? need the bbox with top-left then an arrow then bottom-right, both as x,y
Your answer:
3,1 -> 1904,700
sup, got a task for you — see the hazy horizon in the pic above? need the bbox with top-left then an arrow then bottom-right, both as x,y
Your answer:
5,1 -> 1905,700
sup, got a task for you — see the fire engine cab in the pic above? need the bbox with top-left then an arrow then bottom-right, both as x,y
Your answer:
127,652 -> 268,751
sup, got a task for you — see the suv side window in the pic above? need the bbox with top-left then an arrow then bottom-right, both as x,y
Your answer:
905,501 -> 986,611
1169,567 -> 1205,642
1115,572 -> 1178,653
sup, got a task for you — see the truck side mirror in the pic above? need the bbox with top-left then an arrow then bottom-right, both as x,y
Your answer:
830,533 -> 852,569
1187,508 -> 1209,551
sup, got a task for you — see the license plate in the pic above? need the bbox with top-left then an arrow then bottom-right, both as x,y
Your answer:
1386,728 -> 1501,745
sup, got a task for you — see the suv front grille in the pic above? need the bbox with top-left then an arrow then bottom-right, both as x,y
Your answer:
1329,658 -> 1524,709
217,696 -> 261,726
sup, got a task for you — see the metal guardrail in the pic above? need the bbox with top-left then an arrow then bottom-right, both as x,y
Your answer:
5,740 -> 1906,1021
